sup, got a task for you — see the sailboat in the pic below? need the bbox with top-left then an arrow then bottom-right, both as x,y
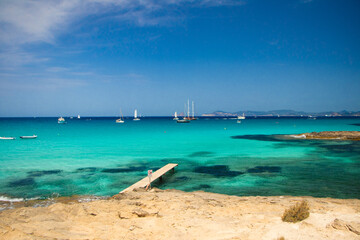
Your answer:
177,100 -> 191,123
173,112 -> 179,120
237,113 -> 245,120
133,109 -> 140,121
77,115 -> 80,119
116,109 -> 124,123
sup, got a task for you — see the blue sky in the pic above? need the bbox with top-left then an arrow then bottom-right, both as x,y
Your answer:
0,0 -> 359,117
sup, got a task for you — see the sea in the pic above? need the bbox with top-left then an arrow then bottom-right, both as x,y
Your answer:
1,117 -> 360,205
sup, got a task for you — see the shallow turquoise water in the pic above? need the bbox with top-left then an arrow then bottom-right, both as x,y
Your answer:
1,117 -> 359,199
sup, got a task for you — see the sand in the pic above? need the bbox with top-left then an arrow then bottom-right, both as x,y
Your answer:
1,188 -> 360,240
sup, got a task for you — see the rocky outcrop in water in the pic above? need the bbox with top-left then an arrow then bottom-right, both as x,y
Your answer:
293,131 -> 360,141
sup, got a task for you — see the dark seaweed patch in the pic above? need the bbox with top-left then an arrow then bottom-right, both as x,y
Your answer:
175,176 -> 189,181
349,123 -> 360,126
28,170 -> 62,177
160,158 -> 184,163
102,166 -> 147,173
76,167 -> 98,172
194,165 -> 244,177
247,166 -> 281,174
188,151 -> 214,157
199,184 -> 212,189
231,134 -> 289,142
315,142 -> 360,157
8,178 -> 36,187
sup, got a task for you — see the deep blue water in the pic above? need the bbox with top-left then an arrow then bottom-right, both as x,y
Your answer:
1,117 -> 359,200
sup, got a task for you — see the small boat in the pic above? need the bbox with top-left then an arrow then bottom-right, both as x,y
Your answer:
77,115 -> 80,119
237,113 -> 245,120
173,112 -> 179,120
20,135 -> 37,139
133,109 -> 140,121
0,137 -> 15,140
58,117 -> 66,124
116,109 -> 125,123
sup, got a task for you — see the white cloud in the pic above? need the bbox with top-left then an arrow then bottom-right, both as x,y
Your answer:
0,47 -> 49,68
0,0 -> 245,46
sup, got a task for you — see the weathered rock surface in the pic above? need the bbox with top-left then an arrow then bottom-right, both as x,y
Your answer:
0,189 -> 360,240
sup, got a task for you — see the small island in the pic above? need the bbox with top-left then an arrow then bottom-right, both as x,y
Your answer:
291,131 -> 360,141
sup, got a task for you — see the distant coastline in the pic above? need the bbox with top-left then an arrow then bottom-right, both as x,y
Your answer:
202,110 -> 360,117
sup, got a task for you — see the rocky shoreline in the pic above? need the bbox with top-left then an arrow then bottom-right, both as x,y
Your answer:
292,131 -> 360,141
1,188 -> 360,239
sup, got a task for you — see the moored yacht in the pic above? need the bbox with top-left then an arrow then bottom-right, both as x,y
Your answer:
58,117 -> 66,124
237,113 -> 245,120
116,109 -> 125,123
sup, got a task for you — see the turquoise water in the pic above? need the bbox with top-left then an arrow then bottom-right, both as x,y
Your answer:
1,117 -> 360,200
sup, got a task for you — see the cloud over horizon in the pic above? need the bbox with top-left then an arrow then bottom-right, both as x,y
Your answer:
0,0 -> 245,46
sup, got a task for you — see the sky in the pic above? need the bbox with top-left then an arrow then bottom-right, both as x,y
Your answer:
0,0 -> 359,117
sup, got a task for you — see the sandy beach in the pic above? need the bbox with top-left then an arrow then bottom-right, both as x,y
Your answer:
1,188 -> 359,240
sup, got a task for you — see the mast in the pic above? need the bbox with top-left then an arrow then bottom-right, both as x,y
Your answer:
192,101 -> 194,118
184,104 -> 186,118
187,99 -> 190,118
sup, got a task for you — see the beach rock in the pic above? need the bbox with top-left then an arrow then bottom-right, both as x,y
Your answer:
132,208 -> 150,217
1,191 -> 360,240
329,218 -> 360,235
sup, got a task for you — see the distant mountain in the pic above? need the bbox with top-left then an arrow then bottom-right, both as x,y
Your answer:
202,110 -> 360,117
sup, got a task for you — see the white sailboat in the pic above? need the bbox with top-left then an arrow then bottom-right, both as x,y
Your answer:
173,111 -> 179,120
133,109 -> 140,121
77,115 -> 80,119
116,109 -> 124,123
237,113 -> 245,120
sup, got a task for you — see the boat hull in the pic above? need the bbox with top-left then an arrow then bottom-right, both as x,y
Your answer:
20,135 -> 37,139
0,137 -> 15,140
177,119 -> 190,123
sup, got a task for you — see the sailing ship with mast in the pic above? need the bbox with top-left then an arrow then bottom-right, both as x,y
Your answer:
116,109 -> 124,123
177,99 -> 197,123
133,109 -> 140,121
